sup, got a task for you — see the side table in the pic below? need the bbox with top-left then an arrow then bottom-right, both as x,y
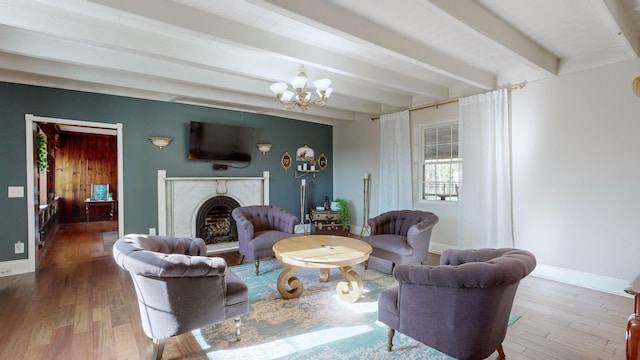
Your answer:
310,209 -> 349,236
85,198 -> 117,222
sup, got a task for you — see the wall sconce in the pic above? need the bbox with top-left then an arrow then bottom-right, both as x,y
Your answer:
148,136 -> 173,150
257,143 -> 273,155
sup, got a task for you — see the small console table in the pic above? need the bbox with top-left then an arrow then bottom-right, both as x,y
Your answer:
85,198 -> 117,222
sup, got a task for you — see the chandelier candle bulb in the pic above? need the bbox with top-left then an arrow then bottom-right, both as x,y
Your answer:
270,65 -> 333,111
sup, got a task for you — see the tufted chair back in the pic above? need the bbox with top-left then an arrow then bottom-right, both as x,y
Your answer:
369,210 -> 439,237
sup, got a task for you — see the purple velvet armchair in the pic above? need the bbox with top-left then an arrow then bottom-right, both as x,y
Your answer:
363,210 -> 439,269
113,234 -> 249,360
232,205 -> 300,275
378,248 -> 536,360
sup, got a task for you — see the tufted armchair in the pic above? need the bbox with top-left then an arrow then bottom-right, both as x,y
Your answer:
362,210 -> 439,269
232,205 -> 300,275
113,234 -> 249,360
378,248 -> 536,360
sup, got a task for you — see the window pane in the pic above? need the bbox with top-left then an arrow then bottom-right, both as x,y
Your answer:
421,123 -> 459,202
424,145 -> 437,160
437,143 -> 452,159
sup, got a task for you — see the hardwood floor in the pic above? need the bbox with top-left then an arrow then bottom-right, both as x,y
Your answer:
0,222 -> 632,359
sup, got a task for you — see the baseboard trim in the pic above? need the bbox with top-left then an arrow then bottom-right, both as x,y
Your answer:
429,242 -> 630,298
532,264 -> 630,297
0,259 -> 33,277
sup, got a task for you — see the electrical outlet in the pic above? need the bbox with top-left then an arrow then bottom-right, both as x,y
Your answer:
8,186 -> 24,198
149,228 -> 156,235
15,241 -> 24,254
0,268 -> 12,276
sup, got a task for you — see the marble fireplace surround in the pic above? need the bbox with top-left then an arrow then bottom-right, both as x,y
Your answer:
157,170 -> 270,253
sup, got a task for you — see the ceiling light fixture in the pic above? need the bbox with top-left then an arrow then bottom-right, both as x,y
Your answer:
270,65 -> 332,111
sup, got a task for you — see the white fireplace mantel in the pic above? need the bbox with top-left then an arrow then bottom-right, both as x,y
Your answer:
157,170 -> 270,247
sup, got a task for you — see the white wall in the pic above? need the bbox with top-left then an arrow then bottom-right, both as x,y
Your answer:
511,59 -> 640,293
334,58 -> 640,296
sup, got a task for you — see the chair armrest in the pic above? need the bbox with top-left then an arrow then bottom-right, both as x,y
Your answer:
406,214 -> 439,248
274,210 -> 300,233
367,212 -> 393,235
233,211 -> 255,241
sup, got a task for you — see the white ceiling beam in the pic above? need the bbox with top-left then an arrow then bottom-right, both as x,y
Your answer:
88,0 -> 448,99
253,0 -> 495,90
428,0 -> 559,77
0,25 -> 389,116
590,0 -> 640,58
0,52 -> 357,122
0,3 -> 413,110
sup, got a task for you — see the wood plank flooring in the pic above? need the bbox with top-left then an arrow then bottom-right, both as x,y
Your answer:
0,222 -> 632,359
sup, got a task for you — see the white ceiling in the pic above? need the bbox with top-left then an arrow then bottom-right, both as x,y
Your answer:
1,0 -> 639,124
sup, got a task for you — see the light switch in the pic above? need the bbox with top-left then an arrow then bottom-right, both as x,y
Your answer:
8,186 -> 24,198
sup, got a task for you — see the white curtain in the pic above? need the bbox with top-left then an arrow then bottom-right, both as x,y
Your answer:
379,110 -> 412,212
458,89 -> 514,249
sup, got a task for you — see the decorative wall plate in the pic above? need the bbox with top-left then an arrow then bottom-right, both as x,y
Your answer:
317,153 -> 328,170
633,76 -> 640,97
280,151 -> 292,171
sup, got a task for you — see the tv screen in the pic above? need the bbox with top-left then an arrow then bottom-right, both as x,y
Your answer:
188,121 -> 254,167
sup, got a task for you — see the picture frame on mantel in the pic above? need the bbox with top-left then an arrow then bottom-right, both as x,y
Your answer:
280,151 -> 292,171
296,145 -> 315,161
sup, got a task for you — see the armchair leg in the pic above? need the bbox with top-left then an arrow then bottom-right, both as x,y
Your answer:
497,344 -> 506,359
234,317 -> 242,341
255,259 -> 260,276
152,338 -> 165,360
387,327 -> 395,352
238,254 -> 245,265
364,260 -> 368,270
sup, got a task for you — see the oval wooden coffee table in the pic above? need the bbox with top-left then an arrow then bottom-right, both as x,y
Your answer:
273,235 -> 373,303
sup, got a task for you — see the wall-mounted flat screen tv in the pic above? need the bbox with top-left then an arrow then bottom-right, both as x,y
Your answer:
188,121 -> 254,168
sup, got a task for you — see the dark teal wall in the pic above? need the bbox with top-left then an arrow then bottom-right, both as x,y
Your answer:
0,82 -> 333,261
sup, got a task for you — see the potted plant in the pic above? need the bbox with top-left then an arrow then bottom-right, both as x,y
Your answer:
36,132 -> 49,173
333,198 -> 350,230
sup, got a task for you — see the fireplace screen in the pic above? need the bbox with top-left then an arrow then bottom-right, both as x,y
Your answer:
195,196 -> 241,245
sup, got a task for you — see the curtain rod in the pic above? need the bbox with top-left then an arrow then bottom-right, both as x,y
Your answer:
370,81 -> 526,121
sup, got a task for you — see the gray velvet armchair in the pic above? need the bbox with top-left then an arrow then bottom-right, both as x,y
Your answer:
232,205 -> 300,275
112,234 -> 249,360
363,210 -> 439,269
378,248 -> 536,360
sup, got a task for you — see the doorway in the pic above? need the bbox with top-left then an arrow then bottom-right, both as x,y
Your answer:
25,114 -> 124,272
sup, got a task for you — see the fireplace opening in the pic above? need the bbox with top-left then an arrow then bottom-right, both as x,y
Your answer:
195,196 -> 241,245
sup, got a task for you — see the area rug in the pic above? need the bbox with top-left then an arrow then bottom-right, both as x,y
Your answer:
194,259 -> 520,360
102,231 -> 117,251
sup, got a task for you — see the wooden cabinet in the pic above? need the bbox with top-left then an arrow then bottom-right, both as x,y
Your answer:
310,209 -> 349,236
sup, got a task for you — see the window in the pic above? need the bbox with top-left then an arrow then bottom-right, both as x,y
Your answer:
421,123 -> 460,202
